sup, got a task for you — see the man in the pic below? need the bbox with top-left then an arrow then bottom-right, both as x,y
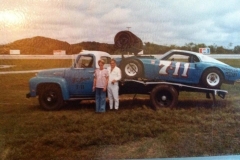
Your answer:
93,59 -> 109,113
107,59 -> 121,110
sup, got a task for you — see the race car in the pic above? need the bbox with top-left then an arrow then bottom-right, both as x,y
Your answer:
115,50 -> 240,89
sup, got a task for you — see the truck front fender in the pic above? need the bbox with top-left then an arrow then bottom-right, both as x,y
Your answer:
28,77 -> 69,100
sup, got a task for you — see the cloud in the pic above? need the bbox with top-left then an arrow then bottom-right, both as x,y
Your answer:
0,0 -> 240,48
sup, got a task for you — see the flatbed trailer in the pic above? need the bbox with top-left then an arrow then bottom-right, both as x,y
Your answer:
119,79 -> 228,109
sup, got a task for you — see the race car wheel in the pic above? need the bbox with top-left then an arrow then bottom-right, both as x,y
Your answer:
201,68 -> 223,89
121,59 -> 143,79
38,84 -> 64,111
150,85 -> 178,110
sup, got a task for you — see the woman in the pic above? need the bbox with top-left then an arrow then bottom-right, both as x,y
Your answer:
92,59 -> 109,112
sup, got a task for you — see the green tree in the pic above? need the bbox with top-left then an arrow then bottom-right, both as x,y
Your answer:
216,46 -> 226,54
233,45 -> 240,54
185,42 -> 195,51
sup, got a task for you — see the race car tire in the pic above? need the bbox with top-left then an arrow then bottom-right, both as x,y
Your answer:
150,84 -> 178,110
201,68 -> 223,89
120,59 -> 143,79
38,84 -> 64,111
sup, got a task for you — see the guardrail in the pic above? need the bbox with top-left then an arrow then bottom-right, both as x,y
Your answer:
1,54 -> 240,59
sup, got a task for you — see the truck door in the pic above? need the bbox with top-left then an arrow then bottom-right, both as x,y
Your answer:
65,55 -> 95,96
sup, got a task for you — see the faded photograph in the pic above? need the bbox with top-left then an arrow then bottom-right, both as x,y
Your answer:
1,1 -> 240,159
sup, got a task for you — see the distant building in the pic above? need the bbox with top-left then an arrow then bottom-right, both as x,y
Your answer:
53,50 -> 66,55
199,48 -> 210,54
10,50 -> 20,55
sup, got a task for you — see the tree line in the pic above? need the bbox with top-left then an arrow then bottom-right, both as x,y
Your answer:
60,42 -> 240,55
143,42 -> 240,55
0,36 -> 239,55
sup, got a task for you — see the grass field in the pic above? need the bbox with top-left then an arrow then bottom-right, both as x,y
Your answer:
0,59 -> 240,159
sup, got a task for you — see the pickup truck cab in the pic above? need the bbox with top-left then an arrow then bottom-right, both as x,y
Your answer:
26,50 -> 111,110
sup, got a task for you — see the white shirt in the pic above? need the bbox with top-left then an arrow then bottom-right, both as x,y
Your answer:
107,66 -> 121,85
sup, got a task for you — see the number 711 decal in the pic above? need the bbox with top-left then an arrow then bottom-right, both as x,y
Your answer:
159,61 -> 190,77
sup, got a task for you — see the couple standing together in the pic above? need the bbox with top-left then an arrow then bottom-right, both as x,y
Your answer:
92,59 -> 121,112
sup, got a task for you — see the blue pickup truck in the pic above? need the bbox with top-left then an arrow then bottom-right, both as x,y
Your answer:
26,51 -> 112,110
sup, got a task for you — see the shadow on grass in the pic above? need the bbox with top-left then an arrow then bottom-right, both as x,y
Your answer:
62,97 -> 227,111
63,98 -> 151,111
177,99 -> 227,109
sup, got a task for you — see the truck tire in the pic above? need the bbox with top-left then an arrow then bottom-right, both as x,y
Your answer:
201,68 -> 223,89
120,59 -> 143,79
150,85 -> 178,109
38,84 -> 64,111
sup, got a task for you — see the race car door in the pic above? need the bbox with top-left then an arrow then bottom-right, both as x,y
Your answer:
158,53 -> 200,84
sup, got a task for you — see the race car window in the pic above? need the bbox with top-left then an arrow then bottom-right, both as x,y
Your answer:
76,55 -> 94,68
165,54 -> 199,63
165,54 -> 190,63
189,55 -> 200,63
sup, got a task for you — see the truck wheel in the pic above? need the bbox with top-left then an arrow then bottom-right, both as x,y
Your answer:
38,84 -> 64,111
121,59 -> 143,79
150,85 -> 178,109
201,68 -> 223,89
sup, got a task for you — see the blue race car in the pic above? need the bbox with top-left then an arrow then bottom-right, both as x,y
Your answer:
116,50 -> 240,89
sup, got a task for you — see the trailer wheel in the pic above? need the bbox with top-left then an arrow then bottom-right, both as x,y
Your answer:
38,84 -> 64,111
120,59 -> 143,79
150,85 -> 178,109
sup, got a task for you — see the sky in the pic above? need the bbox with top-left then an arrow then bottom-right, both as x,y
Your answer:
0,0 -> 240,48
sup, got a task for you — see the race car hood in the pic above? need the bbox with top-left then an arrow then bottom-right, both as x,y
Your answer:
36,68 -> 66,77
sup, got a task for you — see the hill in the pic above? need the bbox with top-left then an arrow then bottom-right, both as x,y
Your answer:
0,36 -> 115,55
0,36 -> 71,55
